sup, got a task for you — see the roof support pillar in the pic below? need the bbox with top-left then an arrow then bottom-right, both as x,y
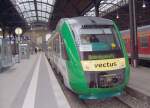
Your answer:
2,27 -> 6,39
129,0 -> 138,67
8,28 -> 12,44
13,33 -> 17,55
34,0 -> 38,21
94,0 -> 100,17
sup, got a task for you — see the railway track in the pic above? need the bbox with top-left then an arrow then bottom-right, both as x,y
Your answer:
51,67 -> 138,108
82,97 -> 131,108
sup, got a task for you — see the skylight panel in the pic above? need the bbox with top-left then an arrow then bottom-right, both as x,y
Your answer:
19,4 -> 25,12
42,3 -> 47,12
22,0 -> 28,2
26,18 -> 31,22
101,4 -> 112,11
13,0 -> 55,23
37,2 -> 42,10
38,17 -> 47,22
38,17 -> 42,21
85,0 -> 123,16
47,6 -> 52,12
31,11 -> 36,16
29,2 -> 35,10
30,17 -> 37,21
36,0 -> 42,2
45,19 -> 48,22
24,3 -> 31,11
113,1 -> 118,4
41,12 -> 45,17
48,0 -> 55,5
23,12 -> 29,18
28,12 -> 32,16
45,13 -> 49,18
112,0 -> 122,4
38,11 -> 42,17
99,0 -> 123,12
41,17 -> 46,21
42,0 -> 48,3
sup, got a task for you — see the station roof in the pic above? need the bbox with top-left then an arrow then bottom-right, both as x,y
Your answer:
84,0 -> 123,16
10,0 -> 55,25
0,0 -> 150,31
0,0 -> 26,30
49,0 -> 150,30
102,0 -> 150,30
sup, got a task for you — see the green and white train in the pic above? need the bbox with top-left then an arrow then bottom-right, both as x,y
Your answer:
47,16 -> 130,99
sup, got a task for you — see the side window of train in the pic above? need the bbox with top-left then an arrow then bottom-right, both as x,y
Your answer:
56,33 -> 60,56
53,38 -> 56,53
54,32 -> 60,56
61,38 -> 68,60
140,36 -> 148,48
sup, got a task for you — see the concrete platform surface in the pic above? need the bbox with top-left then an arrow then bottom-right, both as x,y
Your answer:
126,66 -> 150,104
0,53 -> 70,108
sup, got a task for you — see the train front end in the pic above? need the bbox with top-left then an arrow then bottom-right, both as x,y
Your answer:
64,17 -> 130,99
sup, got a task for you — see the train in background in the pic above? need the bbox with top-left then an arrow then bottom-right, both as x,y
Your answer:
122,25 -> 150,61
47,16 -> 130,99
0,37 -> 12,71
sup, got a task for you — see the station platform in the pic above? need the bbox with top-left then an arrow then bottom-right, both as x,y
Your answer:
0,52 -> 150,108
0,53 -> 70,108
126,66 -> 150,103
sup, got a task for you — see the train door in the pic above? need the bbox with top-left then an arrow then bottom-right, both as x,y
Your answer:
53,32 -> 60,69
55,33 -> 62,73
59,36 -> 70,88
50,38 -> 55,68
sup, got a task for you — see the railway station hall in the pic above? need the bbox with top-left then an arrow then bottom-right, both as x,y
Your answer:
0,0 -> 150,108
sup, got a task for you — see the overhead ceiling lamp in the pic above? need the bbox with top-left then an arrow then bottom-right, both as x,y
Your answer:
142,0 -> 146,8
116,12 -> 120,19
0,28 -> 2,32
116,0 -> 120,19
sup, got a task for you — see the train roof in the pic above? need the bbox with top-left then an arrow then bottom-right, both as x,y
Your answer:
66,16 -> 114,26
121,25 -> 150,34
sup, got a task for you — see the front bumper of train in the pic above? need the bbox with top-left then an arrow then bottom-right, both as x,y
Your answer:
69,68 -> 129,99
79,91 -> 122,99
71,83 -> 126,99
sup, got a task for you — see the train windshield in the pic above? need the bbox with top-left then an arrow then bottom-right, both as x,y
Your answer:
78,26 -> 123,60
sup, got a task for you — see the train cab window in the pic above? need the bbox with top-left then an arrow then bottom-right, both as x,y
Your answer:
78,26 -> 123,60
140,36 -> 148,48
79,27 -> 121,50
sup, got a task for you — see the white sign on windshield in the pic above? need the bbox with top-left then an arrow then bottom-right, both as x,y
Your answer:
79,45 -> 92,51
